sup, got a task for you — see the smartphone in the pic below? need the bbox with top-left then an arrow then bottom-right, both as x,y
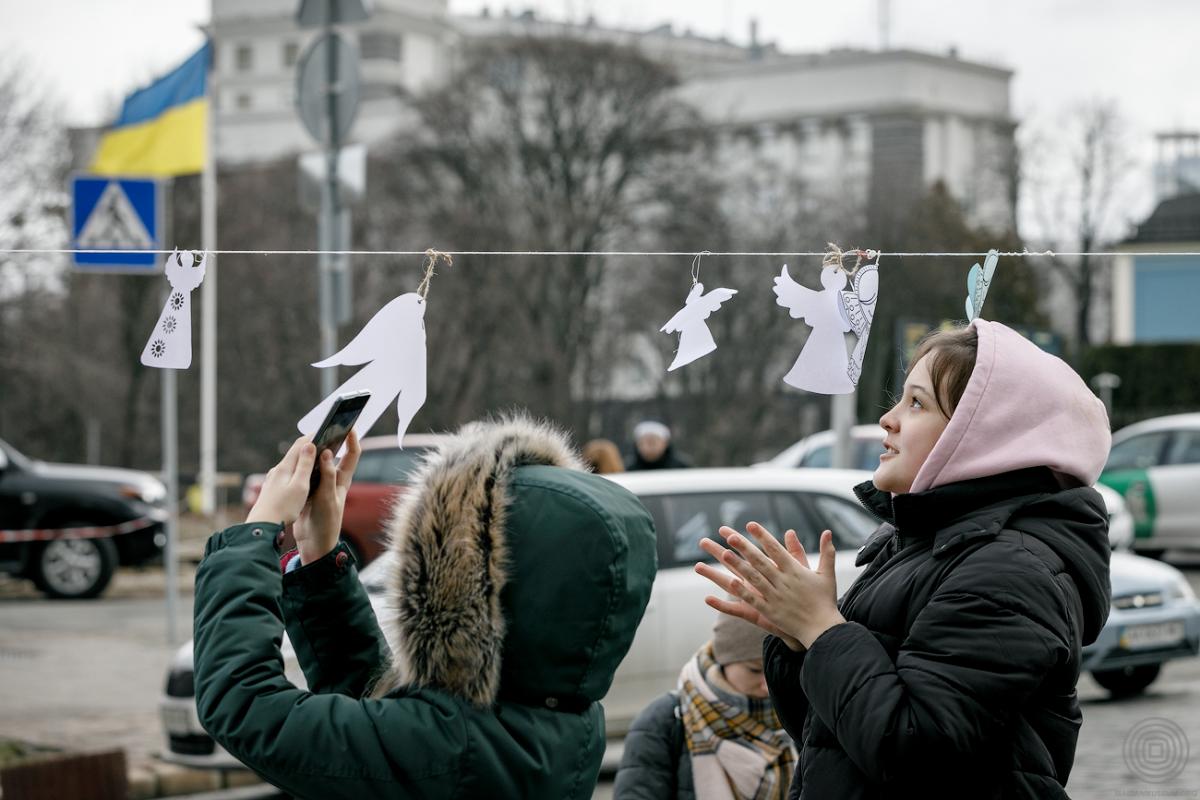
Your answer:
308,391 -> 370,498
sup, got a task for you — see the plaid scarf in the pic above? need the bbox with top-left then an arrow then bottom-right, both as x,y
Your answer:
677,642 -> 797,800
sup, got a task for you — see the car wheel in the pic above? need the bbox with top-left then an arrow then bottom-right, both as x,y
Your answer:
1092,664 -> 1162,698
33,536 -> 118,599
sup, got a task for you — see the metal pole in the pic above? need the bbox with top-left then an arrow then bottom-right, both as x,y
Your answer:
199,45 -> 218,516
317,9 -> 340,397
831,390 -> 857,469
162,361 -> 180,645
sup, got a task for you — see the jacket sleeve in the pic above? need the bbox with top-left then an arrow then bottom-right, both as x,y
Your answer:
798,555 -> 1069,783
612,693 -> 682,800
763,634 -> 809,742
279,541 -> 391,697
193,523 -> 466,799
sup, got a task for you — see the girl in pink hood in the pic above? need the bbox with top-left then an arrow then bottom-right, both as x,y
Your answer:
697,319 -> 1113,799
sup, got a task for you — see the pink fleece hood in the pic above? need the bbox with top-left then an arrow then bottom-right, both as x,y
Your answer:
909,319 -> 1112,494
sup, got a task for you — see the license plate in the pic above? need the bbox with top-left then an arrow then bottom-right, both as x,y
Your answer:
1121,621 -> 1186,650
161,705 -> 193,735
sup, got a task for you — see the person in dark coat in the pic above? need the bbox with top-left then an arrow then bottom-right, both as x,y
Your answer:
614,611 -> 796,800
695,320 -> 1113,799
627,420 -> 692,470
192,416 -> 657,799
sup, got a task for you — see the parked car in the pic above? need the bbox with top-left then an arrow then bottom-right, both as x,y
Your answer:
1098,413 -> 1200,557
1081,549 -> 1200,696
0,437 -> 168,599
241,434 -> 447,566
763,426 -> 1137,550
161,466 -> 877,769
161,465 -> 1192,772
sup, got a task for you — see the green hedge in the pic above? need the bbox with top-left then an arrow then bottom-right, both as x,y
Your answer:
1080,343 -> 1200,430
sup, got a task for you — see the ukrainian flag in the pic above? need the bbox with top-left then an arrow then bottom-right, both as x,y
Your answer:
90,42 -> 210,177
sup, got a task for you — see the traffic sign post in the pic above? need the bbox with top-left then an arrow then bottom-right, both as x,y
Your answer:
71,176 -> 163,271
295,0 -> 368,398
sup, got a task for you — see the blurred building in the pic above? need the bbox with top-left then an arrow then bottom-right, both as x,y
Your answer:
1112,193 -> 1200,344
208,1 -> 1016,233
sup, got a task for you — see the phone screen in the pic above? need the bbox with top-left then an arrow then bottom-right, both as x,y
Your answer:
309,392 -> 370,497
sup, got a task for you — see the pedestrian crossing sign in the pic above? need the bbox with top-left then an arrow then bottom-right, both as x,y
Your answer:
71,176 -> 162,271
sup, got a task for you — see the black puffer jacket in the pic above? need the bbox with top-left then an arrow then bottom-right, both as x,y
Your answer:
765,468 -> 1110,799
613,692 -> 694,800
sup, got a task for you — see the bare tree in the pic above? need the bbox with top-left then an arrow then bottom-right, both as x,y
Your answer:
1022,101 -> 1137,349
367,37 -> 708,432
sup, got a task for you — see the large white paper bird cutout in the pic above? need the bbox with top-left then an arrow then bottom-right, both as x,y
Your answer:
298,293 -> 428,450
140,249 -> 207,369
660,282 -> 737,371
773,261 -> 879,394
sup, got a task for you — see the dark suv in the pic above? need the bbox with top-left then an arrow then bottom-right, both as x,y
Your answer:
0,437 -> 168,598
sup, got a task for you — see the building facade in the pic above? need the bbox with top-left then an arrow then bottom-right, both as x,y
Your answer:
209,1 -> 1016,233
1113,193 -> 1200,344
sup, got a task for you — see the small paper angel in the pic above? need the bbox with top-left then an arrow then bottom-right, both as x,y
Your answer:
965,249 -> 998,321
298,293 -> 428,451
660,282 -> 737,371
140,249 -> 207,369
773,258 -> 880,395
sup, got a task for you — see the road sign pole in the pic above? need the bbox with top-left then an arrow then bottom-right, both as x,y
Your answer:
318,8 -> 340,398
161,346 -> 180,645
831,390 -> 857,469
199,62 -> 218,517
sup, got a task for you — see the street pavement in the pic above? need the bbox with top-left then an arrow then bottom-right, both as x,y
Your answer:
1,560 -> 1198,799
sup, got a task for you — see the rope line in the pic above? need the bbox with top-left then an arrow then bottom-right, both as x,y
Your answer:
1,248 -> 1196,258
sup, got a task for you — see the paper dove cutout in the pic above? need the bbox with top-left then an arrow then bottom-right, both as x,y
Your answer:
773,262 -> 879,394
298,293 -> 428,451
660,282 -> 737,371
965,249 -> 999,321
140,249 -> 207,369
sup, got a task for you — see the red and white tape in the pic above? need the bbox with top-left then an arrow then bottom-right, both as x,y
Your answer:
0,517 -> 157,544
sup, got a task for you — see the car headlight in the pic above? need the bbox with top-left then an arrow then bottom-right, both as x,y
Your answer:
120,482 -> 166,505
1167,575 -> 1197,604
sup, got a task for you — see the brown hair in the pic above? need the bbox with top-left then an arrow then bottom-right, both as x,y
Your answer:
906,326 -> 978,418
582,438 -> 625,474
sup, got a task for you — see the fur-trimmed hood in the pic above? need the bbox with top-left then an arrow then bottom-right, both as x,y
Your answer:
370,416 -> 658,710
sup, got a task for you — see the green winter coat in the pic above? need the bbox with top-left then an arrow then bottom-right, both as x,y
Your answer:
194,418 -> 657,799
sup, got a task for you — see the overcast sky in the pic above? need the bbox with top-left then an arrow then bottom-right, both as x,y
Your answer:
2,0 -> 1197,231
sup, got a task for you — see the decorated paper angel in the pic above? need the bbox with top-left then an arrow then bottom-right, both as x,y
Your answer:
965,249 -> 998,321
298,293 -> 428,450
660,282 -> 737,371
140,249 -> 207,369
773,258 -> 880,394
840,261 -> 879,385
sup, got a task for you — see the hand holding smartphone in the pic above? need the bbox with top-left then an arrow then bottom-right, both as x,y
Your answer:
307,391 -> 370,498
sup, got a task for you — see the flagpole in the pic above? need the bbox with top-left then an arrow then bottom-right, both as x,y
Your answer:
199,39 -> 218,518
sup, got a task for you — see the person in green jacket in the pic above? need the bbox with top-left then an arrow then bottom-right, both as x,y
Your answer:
193,415 -> 657,799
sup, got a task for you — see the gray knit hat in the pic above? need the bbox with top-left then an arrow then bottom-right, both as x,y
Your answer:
711,610 -> 767,666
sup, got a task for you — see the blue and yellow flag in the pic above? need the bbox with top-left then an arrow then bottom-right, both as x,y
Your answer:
90,42 -> 210,177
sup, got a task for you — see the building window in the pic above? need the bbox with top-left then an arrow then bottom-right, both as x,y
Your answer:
235,93 -> 252,111
236,44 -> 254,72
359,32 -> 402,62
283,41 -> 299,68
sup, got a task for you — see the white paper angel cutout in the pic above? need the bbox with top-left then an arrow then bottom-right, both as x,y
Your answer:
839,261 -> 879,386
298,293 -> 428,451
140,249 -> 207,369
773,259 -> 880,395
965,249 -> 999,321
660,282 -> 737,371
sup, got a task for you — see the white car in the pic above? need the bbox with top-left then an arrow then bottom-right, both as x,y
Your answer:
1099,412 -> 1200,556
764,426 -> 1136,551
160,467 -> 877,769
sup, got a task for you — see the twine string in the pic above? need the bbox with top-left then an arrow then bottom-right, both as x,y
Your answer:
416,249 -> 453,301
